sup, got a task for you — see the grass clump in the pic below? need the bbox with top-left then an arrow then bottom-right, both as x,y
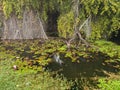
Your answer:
98,78 -> 120,90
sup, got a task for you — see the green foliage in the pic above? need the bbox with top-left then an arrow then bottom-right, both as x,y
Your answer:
1,0 -> 119,39
76,0 -> 120,40
57,0 -> 120,40
3,1 -> 13,18
94,40 -> 120,58
58,0 -> 72,14
90,21 -> 102,40
1,0 -> 61,21
58,11 -> 74,38
90,17 -> 111,40
98,78 -> 120,90
1,0 -> 46,20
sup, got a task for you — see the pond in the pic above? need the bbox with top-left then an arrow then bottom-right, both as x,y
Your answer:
0,39 -> 120,89
47,55 -> 119,79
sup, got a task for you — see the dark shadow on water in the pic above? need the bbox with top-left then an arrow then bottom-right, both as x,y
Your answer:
47,52 -> 120,79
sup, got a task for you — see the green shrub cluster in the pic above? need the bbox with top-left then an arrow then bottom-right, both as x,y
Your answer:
58,11 -> 74,38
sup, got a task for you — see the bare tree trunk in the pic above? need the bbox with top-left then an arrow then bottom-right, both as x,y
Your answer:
72,0 -> 89,47
73,0 -> 79,31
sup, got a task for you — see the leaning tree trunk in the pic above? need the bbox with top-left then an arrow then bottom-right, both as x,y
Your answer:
72,0 -> 89,47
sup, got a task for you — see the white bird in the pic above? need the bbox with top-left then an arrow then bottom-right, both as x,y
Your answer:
53,53 -> 64,65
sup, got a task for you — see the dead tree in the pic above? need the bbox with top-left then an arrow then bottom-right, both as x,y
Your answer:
66,0 -> 91,47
